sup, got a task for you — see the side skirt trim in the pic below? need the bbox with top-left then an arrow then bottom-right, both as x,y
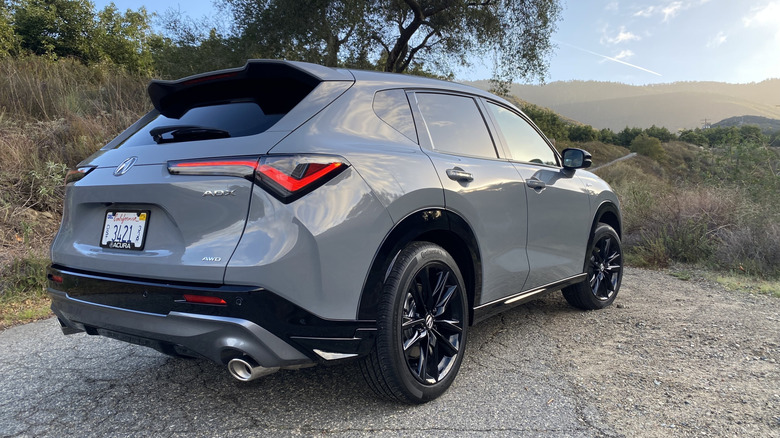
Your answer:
472,273 -> 587,323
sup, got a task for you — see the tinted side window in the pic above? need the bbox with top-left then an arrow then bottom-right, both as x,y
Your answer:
416,93 -> 497,159
373,89 -> 417,143
121,102 -> 283,147
487,102 -> 558,166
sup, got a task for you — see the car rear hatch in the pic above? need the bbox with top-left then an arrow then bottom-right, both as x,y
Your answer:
51,60 -> 354,284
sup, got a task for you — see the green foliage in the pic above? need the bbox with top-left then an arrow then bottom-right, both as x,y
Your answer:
0,5 -> 19,57
568,124 -> 598,142
679,128 -> 708,146
5,0 -> 160,74
217,0 -> 562,84
644,124 -> 675,142
94,4 -> 159,74
630,133 -> 666,161
11,0 -> 97,62
515,100 -> 569,142
616,126 -> 642,147
599,128 -> 616,144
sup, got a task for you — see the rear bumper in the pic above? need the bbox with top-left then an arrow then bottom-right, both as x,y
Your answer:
48,266 -> 376,368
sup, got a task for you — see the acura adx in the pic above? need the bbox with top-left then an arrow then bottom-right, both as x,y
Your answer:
48,60 -> 623,403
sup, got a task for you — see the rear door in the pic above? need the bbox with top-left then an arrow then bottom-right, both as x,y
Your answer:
409,91 -> 531,305
483,101 -> 591,289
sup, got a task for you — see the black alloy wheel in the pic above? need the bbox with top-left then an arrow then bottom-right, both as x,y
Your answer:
588,230 -> 622,302
360,242 -> 468,403
400,261 -> 465,384
562,223 -> 623,310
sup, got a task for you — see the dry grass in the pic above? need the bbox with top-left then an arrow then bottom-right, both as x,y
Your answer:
0,57 -> 150,327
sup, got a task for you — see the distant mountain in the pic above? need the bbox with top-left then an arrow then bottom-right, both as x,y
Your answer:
712,115 -> 780,134
466,79 -> 780,132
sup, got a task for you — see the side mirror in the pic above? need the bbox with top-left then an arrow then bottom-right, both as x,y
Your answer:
562,148 -> 592,170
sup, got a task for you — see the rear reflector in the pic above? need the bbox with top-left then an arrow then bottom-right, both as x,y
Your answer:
183,294 -> 227,305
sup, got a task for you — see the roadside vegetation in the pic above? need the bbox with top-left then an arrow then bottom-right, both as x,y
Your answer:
1,0 -> 778,328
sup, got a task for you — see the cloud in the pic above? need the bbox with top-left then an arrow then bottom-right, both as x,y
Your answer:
614,50 -> 635,60
634,5 -> 656,17
743,1 -> 780,28
661,1 -> 683,22
634,0 -> 712,22
601,26 -> 641,45
706,31 -> 728,48
605,1 -> 619,12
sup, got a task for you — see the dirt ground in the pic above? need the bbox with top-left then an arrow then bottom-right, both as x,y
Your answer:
536,267 -> 780,437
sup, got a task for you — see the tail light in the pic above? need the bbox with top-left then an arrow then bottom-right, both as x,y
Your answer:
167,155 -> 349,203
64,167 -> 95,185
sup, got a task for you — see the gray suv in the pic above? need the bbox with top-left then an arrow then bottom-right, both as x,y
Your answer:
48,60 -> 622,403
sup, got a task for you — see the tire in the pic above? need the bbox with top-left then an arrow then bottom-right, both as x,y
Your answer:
360,241 -> 469,403
562,223 -> 623,310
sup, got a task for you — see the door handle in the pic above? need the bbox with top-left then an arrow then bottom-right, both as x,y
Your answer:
446,167 -> 474,182
526,178 -> 546,190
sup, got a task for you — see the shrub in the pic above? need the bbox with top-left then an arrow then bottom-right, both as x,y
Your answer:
630,133 -> 666,161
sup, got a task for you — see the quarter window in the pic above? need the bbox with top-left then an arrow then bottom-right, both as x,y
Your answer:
416,93 -> 498,159
373,89 -> 417,143
487,102 -> 557,166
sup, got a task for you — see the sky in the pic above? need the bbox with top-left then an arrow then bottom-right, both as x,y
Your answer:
93,0 -> 780,85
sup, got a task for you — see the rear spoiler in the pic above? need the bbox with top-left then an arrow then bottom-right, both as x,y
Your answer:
148,60 -> 354,118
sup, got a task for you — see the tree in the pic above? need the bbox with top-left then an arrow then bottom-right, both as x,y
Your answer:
679,128 -> 708,146
599,128 -> 616,144
0,4 -> 18,57
630,133 -> 665,161
95,4 -> 158,74
568,124 -> 597,142
219,0 -> 374,67
645,124 -> 675,142
219,0 -> 562,85
12,0 -> 98,62
616,126 -> 642,147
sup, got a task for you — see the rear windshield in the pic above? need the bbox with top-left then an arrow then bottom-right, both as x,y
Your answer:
120,101 -> 283,147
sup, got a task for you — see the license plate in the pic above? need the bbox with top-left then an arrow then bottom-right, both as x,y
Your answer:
100,210 -> 150,250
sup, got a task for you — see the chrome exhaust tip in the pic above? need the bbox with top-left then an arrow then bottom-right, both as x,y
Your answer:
227,357 -> 279,382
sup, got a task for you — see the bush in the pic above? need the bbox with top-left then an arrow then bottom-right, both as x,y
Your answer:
630,133 -> 666,161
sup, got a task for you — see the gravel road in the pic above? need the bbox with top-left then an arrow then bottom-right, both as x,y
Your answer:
0,267 -> 778,437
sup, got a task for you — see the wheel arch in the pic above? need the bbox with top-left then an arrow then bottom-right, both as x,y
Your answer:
582,200 -> 622,271
357,208 -> 482,325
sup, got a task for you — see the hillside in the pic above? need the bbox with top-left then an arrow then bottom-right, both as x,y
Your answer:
712,115 -> 780,134
467,79 -> 780,132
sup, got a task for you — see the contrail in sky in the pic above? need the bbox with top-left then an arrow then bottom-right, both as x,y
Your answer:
555,40 -> 662,77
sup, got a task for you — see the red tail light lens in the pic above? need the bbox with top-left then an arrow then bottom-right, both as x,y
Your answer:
167,158 -> 259,178
255,156 -> 347,203
167,155 -> 349,203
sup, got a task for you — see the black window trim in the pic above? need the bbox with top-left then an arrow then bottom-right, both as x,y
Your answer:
481,98 -> 562,168
406,89 -> 506,161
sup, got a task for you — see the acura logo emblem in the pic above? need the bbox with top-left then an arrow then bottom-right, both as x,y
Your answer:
114,157 -> 138,176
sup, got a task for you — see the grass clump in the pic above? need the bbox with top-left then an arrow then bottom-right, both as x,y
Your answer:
0,256 -> 51,328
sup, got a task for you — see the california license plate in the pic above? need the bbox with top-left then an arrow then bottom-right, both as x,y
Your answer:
100,210 -> 150,250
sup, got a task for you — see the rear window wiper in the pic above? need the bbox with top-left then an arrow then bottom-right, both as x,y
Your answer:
150,125 -> 230,144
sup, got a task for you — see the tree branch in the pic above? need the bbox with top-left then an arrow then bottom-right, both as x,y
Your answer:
399,28 -> 438,72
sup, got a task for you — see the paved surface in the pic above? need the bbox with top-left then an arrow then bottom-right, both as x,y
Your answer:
0,298 -> 614,437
